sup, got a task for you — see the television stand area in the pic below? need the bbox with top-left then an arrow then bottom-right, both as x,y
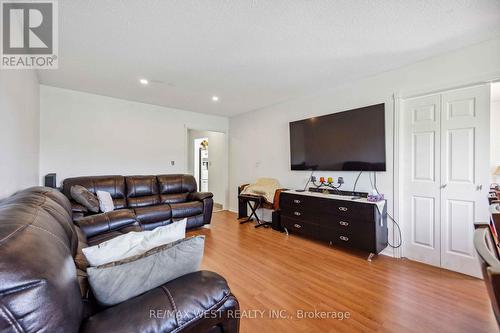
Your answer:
279,189 -> 388,260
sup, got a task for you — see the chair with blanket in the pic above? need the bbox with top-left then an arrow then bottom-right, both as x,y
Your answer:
237,178 -> 285,227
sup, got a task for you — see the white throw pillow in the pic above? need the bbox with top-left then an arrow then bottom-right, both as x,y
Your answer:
83,218 -> 187,266
96,190 -> 114,213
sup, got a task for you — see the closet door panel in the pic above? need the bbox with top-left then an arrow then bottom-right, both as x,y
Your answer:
440,85 -> 489,278
402,94 -> 441,267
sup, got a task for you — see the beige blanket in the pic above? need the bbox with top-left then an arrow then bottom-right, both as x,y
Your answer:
241,178 -> 281,204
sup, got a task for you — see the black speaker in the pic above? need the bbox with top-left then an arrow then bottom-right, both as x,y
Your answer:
271,210 -> 284,232
237,186 -> 248,219
44,173 -> 57,188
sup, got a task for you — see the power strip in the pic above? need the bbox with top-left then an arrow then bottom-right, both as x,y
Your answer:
308,187 -> 368,198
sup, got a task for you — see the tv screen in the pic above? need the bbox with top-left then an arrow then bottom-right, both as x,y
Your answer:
290,103 -> 386,171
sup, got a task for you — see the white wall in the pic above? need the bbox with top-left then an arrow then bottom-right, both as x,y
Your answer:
187,129 -> 228,208
0,70 -> 40,199
39,86 -> 229,186
229,37 -> 500,253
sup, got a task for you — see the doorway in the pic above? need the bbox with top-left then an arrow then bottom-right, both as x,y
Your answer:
491,82 -> 500,184
187,129 -> 227,212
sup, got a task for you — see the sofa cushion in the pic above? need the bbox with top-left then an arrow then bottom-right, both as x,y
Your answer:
80,271 -> 234,333
2,187 -> 80,256
159,192 -> 190,204
133,204 -> 172,225
63,176 -> 127,209
83,219 -> 186,266
87,236 -> 205,306
72,202 -> 89,214
71,185 -> 100,213
171,201 -> 204,218
126,175 -> 161,208
96,190 -> 115,213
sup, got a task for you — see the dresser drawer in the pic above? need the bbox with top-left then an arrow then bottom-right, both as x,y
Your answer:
282,216 -> 318,238
280,193 -> 320,211
322,216 -> 377,231
321,226 -> 375,252
323,200 -> 375,221
280,208 -> 322,224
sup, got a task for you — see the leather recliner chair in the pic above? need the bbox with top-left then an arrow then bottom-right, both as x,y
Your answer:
0,186 -> 239,333
62,174 -> 213,245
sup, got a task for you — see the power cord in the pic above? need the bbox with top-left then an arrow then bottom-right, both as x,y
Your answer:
325,182 -> 342,194
374,172 -> 381,194
352,171 -> 363,193
372,172 -> 402,249
302,170 -> 315,191
369,172 -> 375,190
387,212 -> 402,248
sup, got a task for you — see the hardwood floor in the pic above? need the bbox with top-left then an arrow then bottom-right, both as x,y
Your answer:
188,211 -> 497,333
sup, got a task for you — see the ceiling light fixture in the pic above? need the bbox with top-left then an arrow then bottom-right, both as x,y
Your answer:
139,78 -> 149,85
212,96 -> 219,102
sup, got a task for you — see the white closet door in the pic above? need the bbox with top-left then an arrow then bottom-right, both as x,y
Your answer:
403,94 -> 441,266
440,86 -> 489,277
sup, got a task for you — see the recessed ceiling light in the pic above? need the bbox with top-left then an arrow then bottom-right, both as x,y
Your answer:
139,78 -> 149,85
212,96 -> 219,102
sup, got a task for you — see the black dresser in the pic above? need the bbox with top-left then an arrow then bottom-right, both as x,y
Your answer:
279,190 -> 388,258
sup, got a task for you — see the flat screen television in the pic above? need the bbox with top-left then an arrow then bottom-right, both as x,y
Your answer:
289,103 -> 386,171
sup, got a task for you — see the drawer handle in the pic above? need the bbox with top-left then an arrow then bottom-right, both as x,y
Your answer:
339,207 -> 348,212
293,223 -> 302,229
340,236 -> 349,241
294,211 -> 302,216
293,199 -> 301,204
339,221 -> 349,226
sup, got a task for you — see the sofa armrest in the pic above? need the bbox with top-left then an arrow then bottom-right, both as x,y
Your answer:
80,271 -> 240,333
77,209 -> 138,238
188,192 -> 214,201
188,192 -> 214,225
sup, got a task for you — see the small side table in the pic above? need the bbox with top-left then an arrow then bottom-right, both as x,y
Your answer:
238,194 -> 271,228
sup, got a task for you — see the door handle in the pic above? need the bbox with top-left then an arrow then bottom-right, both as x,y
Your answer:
339,221 -> 349,226
440,184 -> 447,189
293,224 -> 302,229
294,211 -> 302,216
293,199 -> 301,204
476,184 -> 483,191
339,207 -> 348,212
339,236 -> 349,241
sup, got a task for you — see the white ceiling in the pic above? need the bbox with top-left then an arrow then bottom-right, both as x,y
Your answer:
38,0 -> 500,116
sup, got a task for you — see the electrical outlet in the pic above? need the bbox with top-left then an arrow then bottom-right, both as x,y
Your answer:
338,177 -> 344,184
170,160 -> 175,166
311,176 -> 316,182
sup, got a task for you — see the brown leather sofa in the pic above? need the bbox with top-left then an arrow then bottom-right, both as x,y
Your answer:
0,186 -> 239,333
62,174 -> 213,244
